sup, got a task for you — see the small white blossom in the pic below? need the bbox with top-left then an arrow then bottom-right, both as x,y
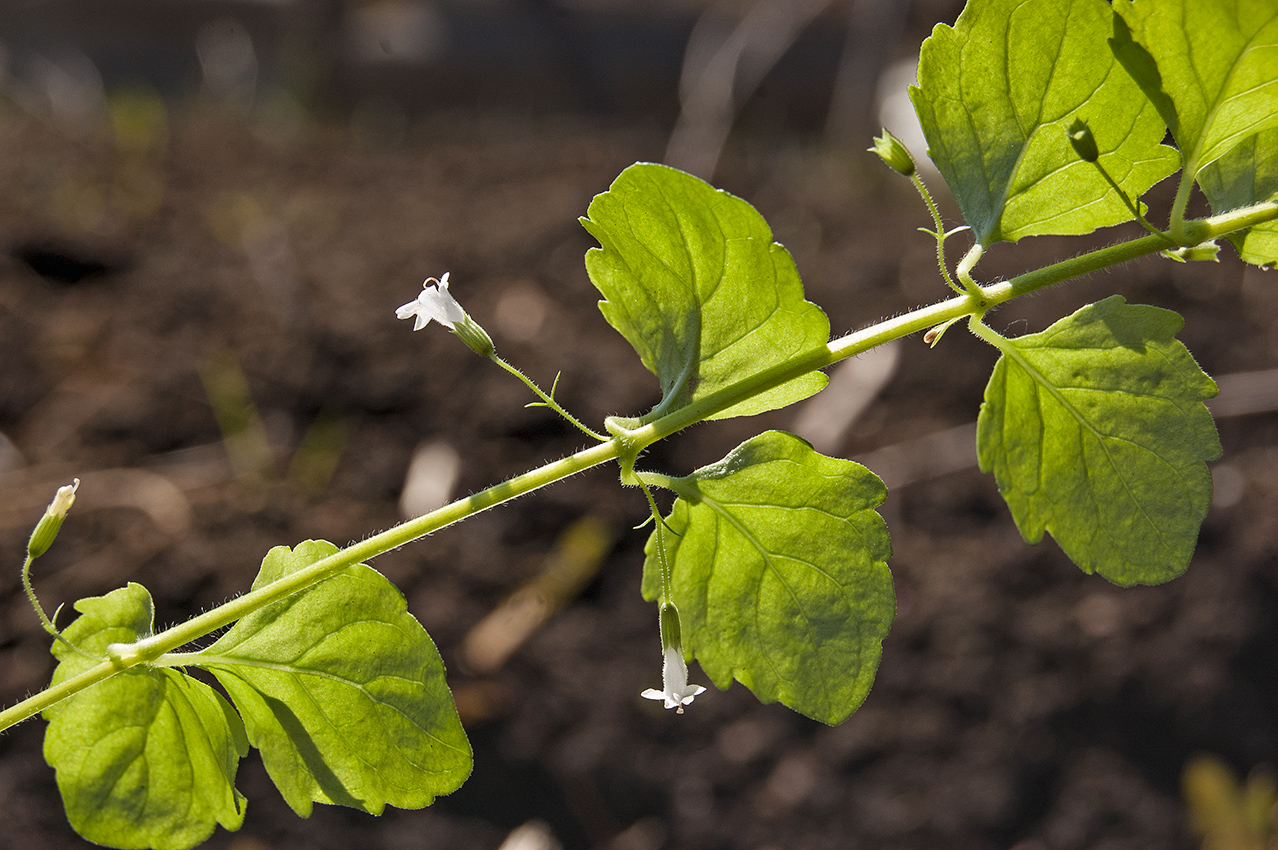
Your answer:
642,646 -> 707,713
396,273 -> 466,331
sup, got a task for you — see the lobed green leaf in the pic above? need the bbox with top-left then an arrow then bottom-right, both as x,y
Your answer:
581,163 -> 830,421
1198,127 -> 1278,267
43,584 -> 248,850
197,540 -> 471,818
976,296 -> 1221,586
1112,0 -> 1278,185
910,0 -> 1179,245
642,431 -> 894,725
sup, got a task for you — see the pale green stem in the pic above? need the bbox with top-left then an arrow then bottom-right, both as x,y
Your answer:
1091,161 -> 1167,240
0,437 -> 621,731
910,171 -> 964,294
21,555 -> 90,659
966,312 -> 1011,352
1169,157 -> 1200,240
955,243 -> 984,296
22,554 -> 57,638
489,354 -> 608,442
635,479 -> 673,605
2,199 -> 1274,733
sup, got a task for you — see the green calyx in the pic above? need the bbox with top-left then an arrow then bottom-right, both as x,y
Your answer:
658,602 -> 683,652
869,129 -> 917,176
453,315 -> 495,358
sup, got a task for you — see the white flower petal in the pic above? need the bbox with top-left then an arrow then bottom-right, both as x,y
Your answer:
397,274 -> 468,332
643,646 -> 706,711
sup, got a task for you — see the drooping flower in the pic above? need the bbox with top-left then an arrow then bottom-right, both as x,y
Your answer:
396,273 -> 466,331
642,645 -> 707,713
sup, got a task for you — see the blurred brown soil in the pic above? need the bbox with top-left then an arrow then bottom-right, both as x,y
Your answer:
1,100 -> 1277,850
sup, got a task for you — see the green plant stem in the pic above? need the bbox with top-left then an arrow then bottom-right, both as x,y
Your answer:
489,354 -> 608,441
21,554 -> 57,637
1169,160 -> 1200,240
956,243 -> 985,295
636,478 -> 673,604
21,556 -> 89,659
0,437 -> 622,731
1092,160 -> 1167,239
2,200 -> 1274,733
910,172 -> 964,294
966,312 -> 1010,350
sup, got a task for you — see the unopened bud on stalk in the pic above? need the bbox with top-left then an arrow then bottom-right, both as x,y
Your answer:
1067,118 -> 1099,163
869,130 -> 916,177
28,479 -> 79,559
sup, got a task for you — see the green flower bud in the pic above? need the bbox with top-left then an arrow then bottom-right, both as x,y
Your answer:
27,479 -> 79,559
1067,118 -> 1099,163
869,129 -> 916,176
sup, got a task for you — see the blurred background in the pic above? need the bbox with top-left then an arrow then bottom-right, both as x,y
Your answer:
1,1 -> 1277,849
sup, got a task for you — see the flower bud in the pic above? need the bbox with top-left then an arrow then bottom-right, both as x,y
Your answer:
869,130 -> 916,176
27,479 -> 79,559
1067,118 -> 1099,163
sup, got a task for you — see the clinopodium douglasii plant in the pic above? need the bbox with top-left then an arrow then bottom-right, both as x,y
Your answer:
5,0 -> 1278,846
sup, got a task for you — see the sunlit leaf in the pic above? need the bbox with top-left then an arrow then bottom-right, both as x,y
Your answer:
977,296 -> 1220,586
581,163 -> 829,421
198,541 -> 471,817
911,0 -> 1179,245
1111,0 -> 1278,183
44,583 -> 248,850
1198,127 -> 1278,267
642,431 -> 894,725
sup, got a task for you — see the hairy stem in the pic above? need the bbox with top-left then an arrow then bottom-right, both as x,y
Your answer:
490,354 -> 609,441
2,200 -> 1274,732
910,171 -> 964,294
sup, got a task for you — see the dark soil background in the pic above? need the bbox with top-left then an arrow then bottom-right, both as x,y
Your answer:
1,3 -> 1277,849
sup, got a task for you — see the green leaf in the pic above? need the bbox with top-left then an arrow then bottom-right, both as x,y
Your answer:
1111,0 -> 1278,183
43,583 -> 248,850
910,0 -> 1179,245
642,432 -> 894,725
1198,127 -> 1278,267
581,163 -> 830,421
976,296 -> 1221,586
198,541 -> 471,817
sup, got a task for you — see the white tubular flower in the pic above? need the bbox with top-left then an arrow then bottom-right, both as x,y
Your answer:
396,273 -> 466,331
50,479 -> 80,516
396,272 -> 495,357
642,645 -> 707,713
